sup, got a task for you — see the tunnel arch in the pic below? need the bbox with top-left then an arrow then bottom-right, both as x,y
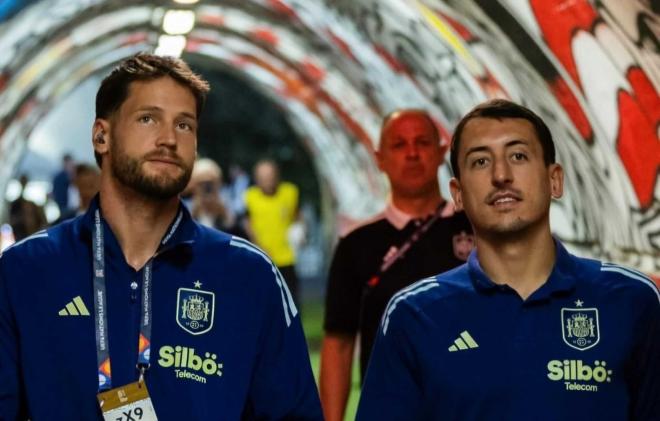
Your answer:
0,0 -> 658,275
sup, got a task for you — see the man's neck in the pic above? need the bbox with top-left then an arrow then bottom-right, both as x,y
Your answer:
475,224 -> 556,300
391,191 -> 443,218
100,179 -> 180,271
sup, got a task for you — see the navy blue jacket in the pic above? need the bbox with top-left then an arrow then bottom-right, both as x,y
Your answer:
357,241 -> 660,420
0,198 -> 322,420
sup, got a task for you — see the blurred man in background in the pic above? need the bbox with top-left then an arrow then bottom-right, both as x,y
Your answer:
244,159 -> 302,304
320,109 -> 473,421
51,153 -> 75,214
190,158 -> 247,238
55,163 -> 100,223
9,174 -> 47,240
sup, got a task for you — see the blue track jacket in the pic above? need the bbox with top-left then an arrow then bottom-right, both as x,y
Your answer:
0,198 -> 322,420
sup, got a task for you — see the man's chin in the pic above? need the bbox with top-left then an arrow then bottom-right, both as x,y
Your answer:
132,175 -> 189,200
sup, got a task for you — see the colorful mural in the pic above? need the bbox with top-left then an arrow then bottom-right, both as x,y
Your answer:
0,0 -> 657,277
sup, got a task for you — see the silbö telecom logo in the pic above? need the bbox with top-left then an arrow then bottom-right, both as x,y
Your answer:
547,359 -> 613,392
158,345 -> 223,384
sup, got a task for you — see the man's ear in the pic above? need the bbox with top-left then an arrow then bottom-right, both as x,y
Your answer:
92,119 -> 110,155
549,163 -> 564,199
449,177 -> 464,211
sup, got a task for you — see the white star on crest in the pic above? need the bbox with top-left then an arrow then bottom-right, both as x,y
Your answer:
194,280 -> 202,289
575,299 -> 584,307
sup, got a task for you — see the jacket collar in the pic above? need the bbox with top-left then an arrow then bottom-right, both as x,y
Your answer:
468,238 -> 577,302
79,195 -> 197,253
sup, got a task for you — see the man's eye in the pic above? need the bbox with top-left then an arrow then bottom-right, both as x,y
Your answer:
512,152 -> 527,161
472,158 -> 488,168
138,115 -> 153,123
178,122 -> 196,131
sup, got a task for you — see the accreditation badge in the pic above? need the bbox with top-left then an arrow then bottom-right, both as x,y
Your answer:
98,381 -> 158,421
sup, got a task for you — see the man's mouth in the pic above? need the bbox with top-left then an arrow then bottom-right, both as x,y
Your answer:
487,191 -> 522,206
145,154 -> 182,167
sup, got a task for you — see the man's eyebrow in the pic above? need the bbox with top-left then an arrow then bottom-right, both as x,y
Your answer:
504,139 -> 529,148
463,139 -> 530,161
179,112 -> 197,120
133,106 -> 196,120
464,145 -> 490,159
133,106 -> 162,113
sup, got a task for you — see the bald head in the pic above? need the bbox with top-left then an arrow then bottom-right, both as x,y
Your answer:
380,109 -> 439,151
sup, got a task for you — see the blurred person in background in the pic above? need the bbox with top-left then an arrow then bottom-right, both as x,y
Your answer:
320,109 -> 473,421
223,163 -> 250,217
190,158 -> 247,238
244,159 -> 303,305
9,174 -> 47,241
55,163 -> 100,223
51,153 -> 75,214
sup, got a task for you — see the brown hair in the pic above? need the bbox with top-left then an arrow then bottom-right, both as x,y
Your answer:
450,99 -> 555,179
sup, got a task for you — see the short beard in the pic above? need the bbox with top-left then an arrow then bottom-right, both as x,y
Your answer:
110,145 -> 192,201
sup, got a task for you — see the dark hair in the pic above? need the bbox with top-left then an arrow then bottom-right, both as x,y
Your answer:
94,53 -> 210,166
379,109 -> 439,149
449,99 -> 555,179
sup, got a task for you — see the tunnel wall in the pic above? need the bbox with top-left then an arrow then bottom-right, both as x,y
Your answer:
0,0 -> 657,275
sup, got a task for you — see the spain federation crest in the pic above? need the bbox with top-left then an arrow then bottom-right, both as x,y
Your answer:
561,307 -> 600,351
177,288 -> 215,335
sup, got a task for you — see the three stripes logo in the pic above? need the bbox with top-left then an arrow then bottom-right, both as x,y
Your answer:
58,296 -> 90,316
448,330 -> 479,352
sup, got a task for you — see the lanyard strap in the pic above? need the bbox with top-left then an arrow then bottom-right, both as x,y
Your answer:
92,209 -> 153,392
367,203 -> 446,288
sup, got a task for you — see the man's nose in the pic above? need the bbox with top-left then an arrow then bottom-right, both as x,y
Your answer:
156,124 -> 177,148
405,144 -> 420,159
492,157 -> 513,185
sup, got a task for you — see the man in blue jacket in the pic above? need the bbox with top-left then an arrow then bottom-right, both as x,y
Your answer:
0,53 -> 322,420
357,99 -> 659,420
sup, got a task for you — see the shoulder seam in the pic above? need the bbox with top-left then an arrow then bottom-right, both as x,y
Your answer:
381,276 -> 438,335
228,236 -> 298,326
0,230 -> 49,258
600,263 -> 660,304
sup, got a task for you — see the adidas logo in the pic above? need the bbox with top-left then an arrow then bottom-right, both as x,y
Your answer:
448,330 -> 479,352
58,296 -> 90,316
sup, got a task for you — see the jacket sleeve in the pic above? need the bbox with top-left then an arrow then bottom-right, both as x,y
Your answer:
356,299 -> 422,421
243,264 -> 323,420
628,288 -> 660,420
0,255 -> 28,420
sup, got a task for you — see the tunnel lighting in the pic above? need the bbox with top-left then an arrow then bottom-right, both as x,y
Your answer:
162,10 -> 195,35
155,34 -> 187,57
173,0 -> 199,4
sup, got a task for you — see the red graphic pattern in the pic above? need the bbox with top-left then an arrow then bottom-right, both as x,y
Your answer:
531,0 -> 659,210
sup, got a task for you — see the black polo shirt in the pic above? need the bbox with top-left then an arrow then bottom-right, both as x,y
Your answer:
323,203 -> 473,381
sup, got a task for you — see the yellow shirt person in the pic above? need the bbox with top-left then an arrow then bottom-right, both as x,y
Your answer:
244,181 -> 299,267
244,159 -> 301,306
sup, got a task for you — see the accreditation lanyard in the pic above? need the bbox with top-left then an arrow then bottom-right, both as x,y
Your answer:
92,209 -> 153,392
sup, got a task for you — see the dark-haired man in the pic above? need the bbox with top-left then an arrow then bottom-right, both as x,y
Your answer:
320,109 -> 472,421
0,53 -> 322,420
54,163 -> 100,223
357,99 -> 659,420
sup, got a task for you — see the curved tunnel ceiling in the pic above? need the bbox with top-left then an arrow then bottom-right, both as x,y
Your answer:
0,0 -> 658,275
